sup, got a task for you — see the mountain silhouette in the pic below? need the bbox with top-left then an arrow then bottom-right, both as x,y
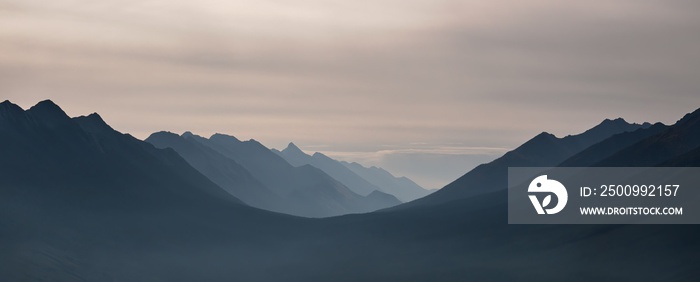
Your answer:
399,118 -> 651,208
596,108 -> 700,166
0,100 -> 250,209
275,143 -> 385,197
180,134 -> 400,216
559,122 -> 668,166
0,100 -> 327,281
2,99 -> 699,281
145,131 -> 292,213
341,161 -> 431,202
272,142 -> 307,165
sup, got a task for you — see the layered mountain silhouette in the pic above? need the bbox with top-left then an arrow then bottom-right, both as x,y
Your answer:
145,131 -> 287,212
147,132 -> 400,217
340,161 -> 431,202
275,143 -> 383,196
0,100 -> 328,281
2,99 -> 699,281
400,118 -> 652,208
273,142 -> 430,202
596,108 -> 700,166
0,100 -> 243,209
559,122 -> 669,166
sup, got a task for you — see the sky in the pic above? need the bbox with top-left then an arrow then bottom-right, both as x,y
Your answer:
1,0 -> 699,188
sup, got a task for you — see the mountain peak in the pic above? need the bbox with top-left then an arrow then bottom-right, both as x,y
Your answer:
568,117 -> 648,145
0,100 -> 25,120
147,131 -> 180,140
210,133 -> 240,143
514,131 -> 559,152
73,113 -> 115,134
284,142 -> 305,154
601,117 -> 627,125
596,118 -> 652,129
27,99 -> 71,124
533,131 -> 557,140
0,100 -> 17,107
86,112 -> 106,123
592,117 -> 633,130
31,99 -> 63,113
182,131 -> 208,141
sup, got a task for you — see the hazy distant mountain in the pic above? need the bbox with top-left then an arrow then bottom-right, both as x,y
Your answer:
272,142 -> 308,167
275,143 -> 382,196
399,118 -> 651,208
145,131 -> 294,214
274,143 -> 428,203
184,134 -> 400,217
341,161 -> 431,202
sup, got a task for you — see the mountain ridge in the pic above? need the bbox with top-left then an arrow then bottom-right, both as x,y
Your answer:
396,117 -> 651,209
146,131 -> 292,214
1,99 -> 698,281
341,160 -> 431,202
596,108 -> 700,166
182,133 -> 400,216
277,143 -> 384,196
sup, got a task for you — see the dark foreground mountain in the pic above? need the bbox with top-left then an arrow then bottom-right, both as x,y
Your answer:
660,145 -> 700,166
0,100 -> 245,209
1,100 -> 698,281
0,100 -> 313,280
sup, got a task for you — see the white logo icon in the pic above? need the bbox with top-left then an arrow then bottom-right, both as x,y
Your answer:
528,175 -> 568,214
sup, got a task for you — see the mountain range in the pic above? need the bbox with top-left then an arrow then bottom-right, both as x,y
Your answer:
1,99 -> 699,281
273,142 -> 431,202
399,117 -> 653,209
340,160 -> 431,202
146,132 -> 401,217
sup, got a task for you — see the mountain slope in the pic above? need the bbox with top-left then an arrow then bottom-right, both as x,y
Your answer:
559,122 -> 668,166
145,131 -> 294,214
597,109 -> 700,166
1,100 -> 698,281
0,100 -> 325,281
0,100 -> 243,209
659,144 -> 700,166
186,133 -> 400,217
341,161 -> 431,202
276,143 -> 383,196
398,118 -> 650,209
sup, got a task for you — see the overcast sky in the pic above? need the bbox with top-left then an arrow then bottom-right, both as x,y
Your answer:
1,0 -> 699,188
